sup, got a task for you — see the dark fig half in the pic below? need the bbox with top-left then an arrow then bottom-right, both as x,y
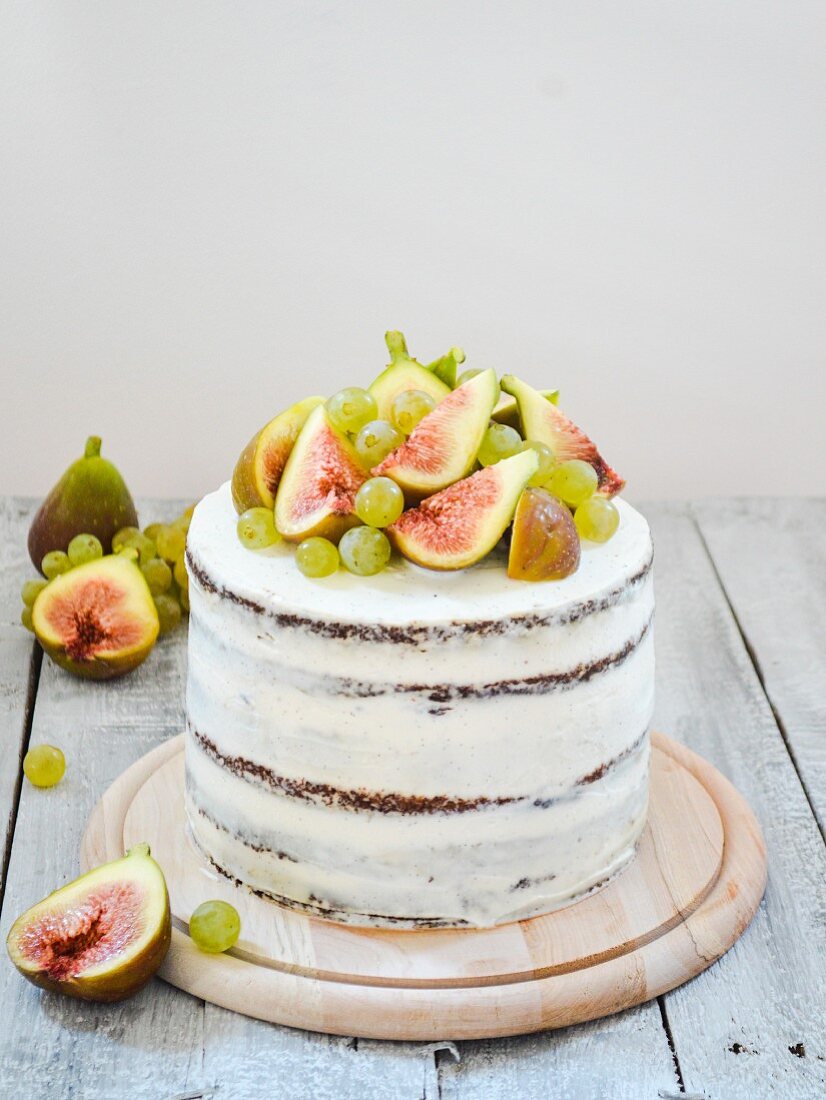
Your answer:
6,843 -> 171,1003
32,555 -> 159,680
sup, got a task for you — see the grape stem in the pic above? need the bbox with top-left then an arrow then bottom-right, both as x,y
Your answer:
84,436 -> 102,459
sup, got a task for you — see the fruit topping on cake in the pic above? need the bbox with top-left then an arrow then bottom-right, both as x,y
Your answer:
231,396 -> 324,513
232,332 -> 627,580
373,368 -> 499,496
508,488 -> 581,581
275,404 -> 368,541
387,447 -> 538,570
501,375 -> 625,496
6,843 -> 170,1002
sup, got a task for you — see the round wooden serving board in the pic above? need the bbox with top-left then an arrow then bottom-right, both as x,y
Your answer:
81,731 -> 766,1040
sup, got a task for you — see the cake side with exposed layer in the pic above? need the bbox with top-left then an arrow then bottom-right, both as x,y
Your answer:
184,482 -> 654,927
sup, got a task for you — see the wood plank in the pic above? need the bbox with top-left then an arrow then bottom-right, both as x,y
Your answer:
694,497 -> 826,833
0,498 -> 39,901
0,499 -> 437,1098
646,501 -> 826,1099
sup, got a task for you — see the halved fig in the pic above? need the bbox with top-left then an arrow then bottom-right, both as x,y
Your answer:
508,488 -> 581,581
374,368 -> 499,497
369,331 -> 451,421
492,387 -> 559,430
275,404 -> 367,542
501,375 -> 625,495
32,555 -> 159,680
6,842 -> 171,1002
231,395 -> 324,513
387,446 -> 538,570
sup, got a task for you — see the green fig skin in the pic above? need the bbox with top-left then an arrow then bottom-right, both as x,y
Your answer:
28,437 -> 139,574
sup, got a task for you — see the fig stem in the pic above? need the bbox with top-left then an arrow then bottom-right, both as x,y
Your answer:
84,436 -> 102,459
127,842 -> 151,858
385,331 -> 409,363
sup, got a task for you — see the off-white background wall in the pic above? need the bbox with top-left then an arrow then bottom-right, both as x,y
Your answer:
0,2 -> 823,502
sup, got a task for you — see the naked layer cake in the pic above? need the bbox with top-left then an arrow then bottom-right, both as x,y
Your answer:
184,334 -> 655,928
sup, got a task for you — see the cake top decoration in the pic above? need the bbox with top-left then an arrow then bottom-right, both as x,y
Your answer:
231,332 -> 625,582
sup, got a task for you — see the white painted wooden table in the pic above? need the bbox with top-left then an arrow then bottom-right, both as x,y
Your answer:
0,497 -> 824,1099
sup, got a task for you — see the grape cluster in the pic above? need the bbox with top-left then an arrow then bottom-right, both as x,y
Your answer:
20,504 -> 196,636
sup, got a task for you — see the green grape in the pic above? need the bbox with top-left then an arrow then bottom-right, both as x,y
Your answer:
189,899 -> 241,953
174,555 -> 189,590
21,579 -> 48,607
123,532 -> 157,565
141,557 -> 173,595
477,423 -> 523,467
155,525 -> 187,562
295,537 -> 339,578
171,513 -> 191,534
67,533 -> 103,567
339,526 -> 391,576
41,550 -> 71,580
112,526 -> 141,552
236,507 -> 279,550
20,607 -> 34,632
118,546 -> 140,563
523,441 -> 556,487
23,744 -> 65,788
575,496 -> 620,543
325,387 -> 377,434
143,522 -> 164,542
154,593 -> 182,634
390,389 -> 435,435
354,419 -> 404,468
179,586 -> 190,612
547,460 -> 598,507
354,478 -> 404,528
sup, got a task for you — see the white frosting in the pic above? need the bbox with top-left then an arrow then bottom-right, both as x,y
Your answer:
184,482 -> 655,927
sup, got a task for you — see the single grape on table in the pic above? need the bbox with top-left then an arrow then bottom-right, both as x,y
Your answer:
21,579 -> 48,607
325,387 -> 377,434
236,508 -> 279,550
23,744 -> 66,788
547,459 -> 598,507
574,496 -> 620,543
173,556 -> 189,590
20,607 -> 34,632
354,477 -> 405,528
141,557 -> 173,595
112,526 -> 141,553
154,593 -> 182,634
155,525 -> 187,563
189,899 -> 241,953
339,526 -> 391,576
296,537 -> 339,578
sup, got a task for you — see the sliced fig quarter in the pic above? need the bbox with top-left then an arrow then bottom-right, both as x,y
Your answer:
388,446 -> 538,570
6,843 -> 171,1003
231,395 -> 325,514
501,375 -> 624,496
374,367 -> 500,497
31,555 -> 159,680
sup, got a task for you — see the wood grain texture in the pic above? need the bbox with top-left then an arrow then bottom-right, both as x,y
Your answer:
695,497 -> 826,835
0,498 -> 39,900
647,501 -> 826,1100
81,731 -> 765,1040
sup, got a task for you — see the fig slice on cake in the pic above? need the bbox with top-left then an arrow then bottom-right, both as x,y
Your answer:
6,843 -> 171,1003
369,331 -> 451,421
231,396 -> 324,514
32,555 -> 159,680
388,446 -> 538,570
373,368 -> 500,497
508,488 -> 581,581
501,375 -> 625,496
275,404 -> 367,542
